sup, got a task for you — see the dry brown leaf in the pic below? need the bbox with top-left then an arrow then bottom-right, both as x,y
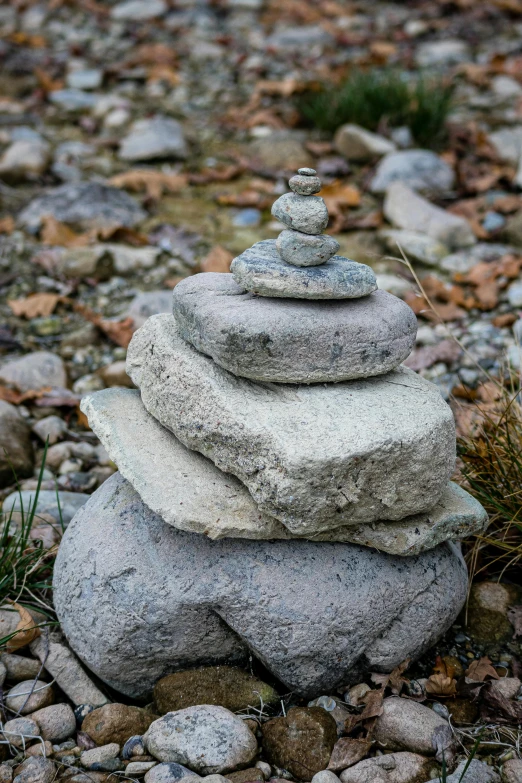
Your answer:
67,299 -> 135,348
40,215 -> 92,248
404,339 -> 461,372
34,66 -> 64,94
200,245 -> 233,273
8,293 -> 61,319
189,165 -> 244,185
147,66 -> 180,86
344,688 -> 385,733
371,659 -> 410,695
7,603 -> 41,652
108,170 -> 187,201
0,385 -> 51,405
465,656 -> 500,682
0,215 -> 15,234
425,672 -> 457,698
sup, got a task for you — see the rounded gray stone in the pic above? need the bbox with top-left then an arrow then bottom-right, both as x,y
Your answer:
173,274 -> 415,382
127,316 -> 456,534
271,193 -> 328,234
276,230 -> 339,267
370,149 -> 455,195
144,706 -> 257,774
231,240 -> 377,299
54,472 -> 468,700
288,174 -> 321,196
298,167 -> 316,176
82,389 -> 487,553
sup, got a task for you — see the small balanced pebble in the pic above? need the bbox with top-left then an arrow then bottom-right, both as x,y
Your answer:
289,168 -> 322,196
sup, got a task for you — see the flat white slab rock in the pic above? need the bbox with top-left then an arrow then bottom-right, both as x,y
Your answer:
82,389 -> 487,555
127,316 -> 457,534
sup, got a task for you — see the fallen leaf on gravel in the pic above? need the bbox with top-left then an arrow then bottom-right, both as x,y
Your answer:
344,688 -> 384,733
108,170 -> 187,201
34,66 -> 64,94
465,656 -> 500,682
0,385 -> 51,405
492,313 -> 518,328
8,292 -> 61,319
426,672 -> 457,697
0,216 -> 15,234
404,339 -> 462,371
200,245 -> 233,273
188,164 -> 245,185
40,215 -> 92,247
7,603 -> 41,652
480,680 -> 522,724
371,659 -> 410,695
67,299 -> 135,348
327,738 -> 372,771
508,605 -> 522,638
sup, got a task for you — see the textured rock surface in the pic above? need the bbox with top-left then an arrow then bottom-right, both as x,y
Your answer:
262,707 -> 337,780
231,240 -> 377,299
5,681 -> 54,715
271,193 -> 328,234
82,704 -> 157,746
370,149 -> 455,195
127,316 -> 456,533
427,759 -> 500,783
0,401 -> 34,488
339,752 -> 434,783
173,274 -> 416,383
334,124 -> 396,162
276,230 -> 340,266
289,174 -> 322,195
144,706 -> 257,774
379,230 -> 449,267
30,704 -> 76,742
145,762 -> 201,783
18,183 -> 146,232
119,116 -> 187,162
54,473 -> 468,699
154,666 -> 278,714
3,491 -> 89,526
0,352 -> 67,392
384,182 -> 476,250
83,389 -> 485,553
374,697 -> 448,755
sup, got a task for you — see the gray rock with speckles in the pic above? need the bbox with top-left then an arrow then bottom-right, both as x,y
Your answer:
53,472 -> 468,699
172,274 -> 415,382
276,230 -> 339,267
231,240 -> 377,299
271,193 -> 328,234
127,315 -> 456,534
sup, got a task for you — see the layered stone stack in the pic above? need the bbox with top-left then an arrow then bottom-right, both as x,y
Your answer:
53,169 -> 488,703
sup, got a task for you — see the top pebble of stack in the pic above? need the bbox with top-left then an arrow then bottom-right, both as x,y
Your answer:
288,167 -> 322,195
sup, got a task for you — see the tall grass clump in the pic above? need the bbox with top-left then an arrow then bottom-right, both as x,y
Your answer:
298,68 -> 455,148
458,376 -> 522,580
0,443 -> 58,649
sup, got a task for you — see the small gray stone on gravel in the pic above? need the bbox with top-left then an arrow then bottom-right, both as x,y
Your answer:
0,352 -> 66,392
119,117 -> 187,162
3,491 -> 89,526
0,654 -> 42,683
127,291 -> 173,330
18,183 -> 146,232
126,762 -> 157,775
173,274 -> 415,382
340,752 -> 433,783
379,230 -> 449,266
374,697 -> 448,755
31,704 -> 76,743
29,632 -> 109,707
288,174 -> 322,195
276,230 -> 339,266
49,89 -> 98,112
12,757 -> 56,783
128,315 -> 456,533
427,759 -> 500,783
1,718 -> 41,749
53,473 -> 468,699
487,126 -> 522,164
111,0 -> 167,20
384,182 -> 476,250
0,139 -> 50,182
0,401 -> 33,488
271,193 -> 328,234
144,706 -> 257,774
5,680 -> 54,715
440,243 -> 514,274
82,390 -> 485,553
312,773 -> 340,783
0,661 -> 6,688
415,39 -> 470,67
231,239 -> 377,299
31,416 -> 68,445
370,149 -> 455,195
334,124 -> 396,162
81,744 -> 120,769
145,762 -> 201,783
501,759 -> 522,783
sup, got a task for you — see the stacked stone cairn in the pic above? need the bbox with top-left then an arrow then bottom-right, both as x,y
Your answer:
54,168 -> 488,703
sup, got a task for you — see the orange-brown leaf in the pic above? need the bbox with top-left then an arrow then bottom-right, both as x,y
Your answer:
0,215 -> 15,234
200,245 -> 233,273
7,604 -> 41,652
8,293 -> 61,319
425,673 -> 457,697
465,656 -> 500,682
40,215 -> 92,248
108,170 -> 187,201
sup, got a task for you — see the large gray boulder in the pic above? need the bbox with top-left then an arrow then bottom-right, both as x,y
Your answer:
54,473 -> 468,700
81,388 -> 487,555
370,149 -> 455,195
230,240 -> 377,299
127,316 -> 456,534
173,274 -> 416,383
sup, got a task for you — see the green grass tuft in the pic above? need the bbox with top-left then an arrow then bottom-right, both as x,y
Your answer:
298,68 -> 455,149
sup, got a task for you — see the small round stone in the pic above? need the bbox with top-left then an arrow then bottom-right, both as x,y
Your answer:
297,167 -> 316,176
271,193 -> 328,235
276,230 -> 339,267
289,175 -> 321,196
